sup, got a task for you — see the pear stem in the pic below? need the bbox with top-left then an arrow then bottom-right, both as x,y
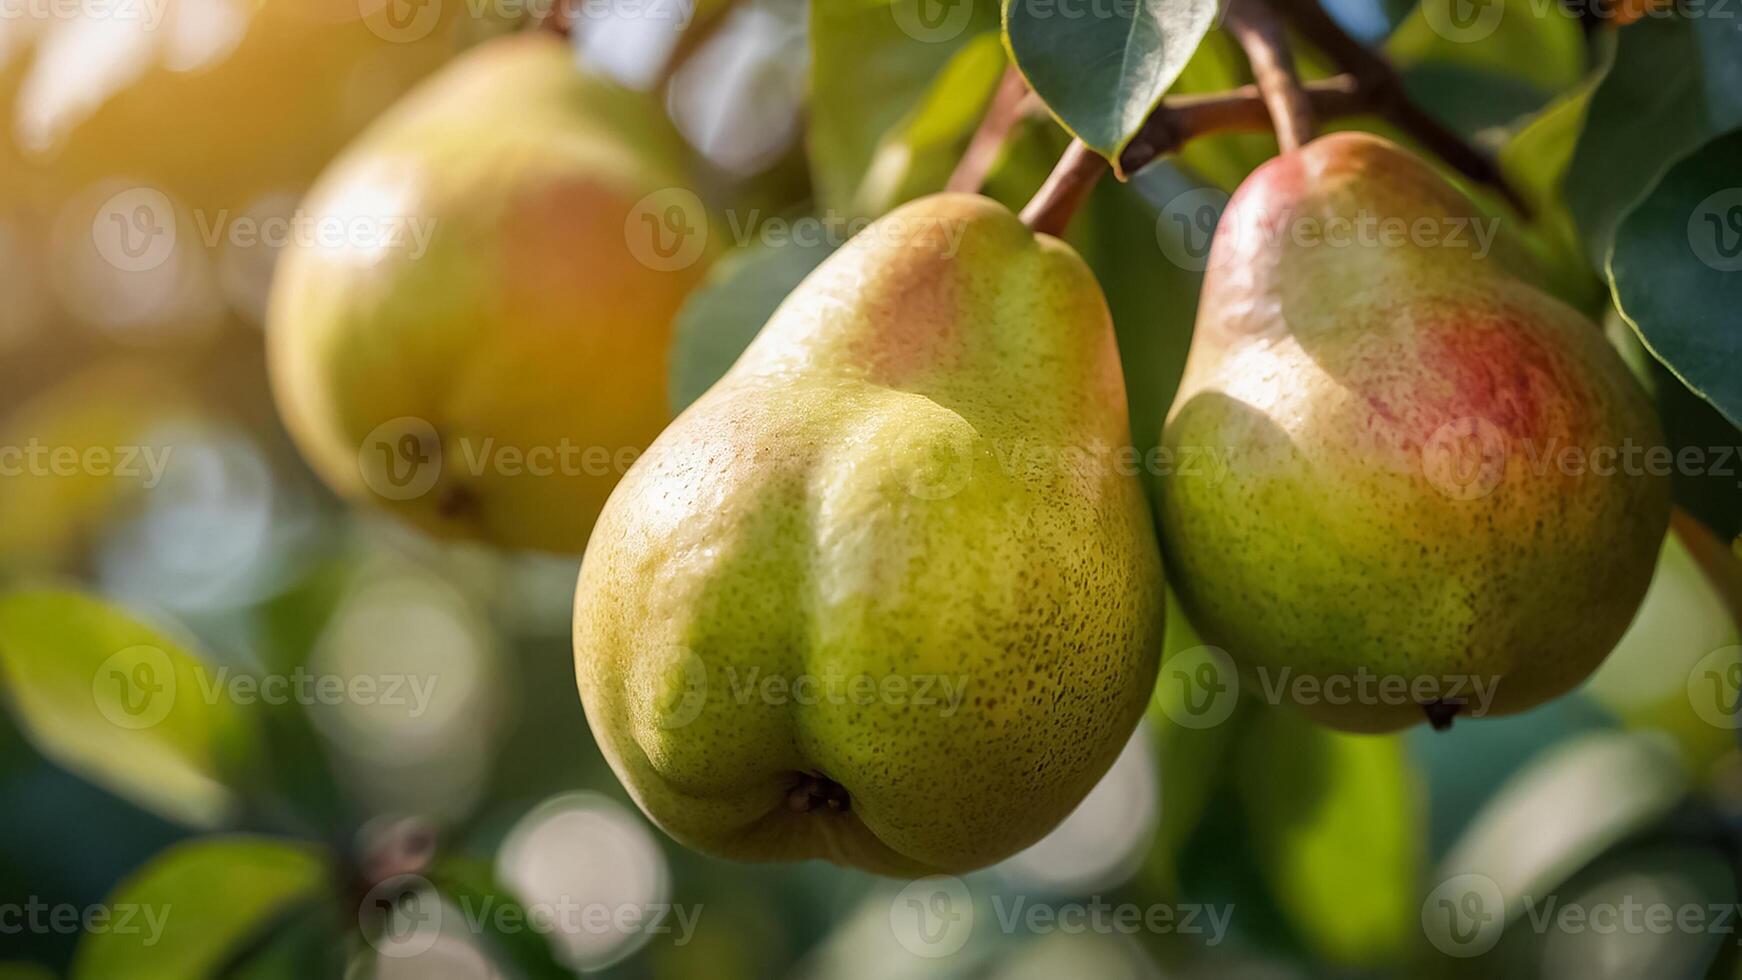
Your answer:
1422,700 -> 1464,732
1268,0 -> 1532,215
1224,0 -> 1315,153
1020,140 -> 1110,237
947,66 -> 1032,194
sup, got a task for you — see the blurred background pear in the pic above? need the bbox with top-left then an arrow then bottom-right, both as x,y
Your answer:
269,33 -> 715,553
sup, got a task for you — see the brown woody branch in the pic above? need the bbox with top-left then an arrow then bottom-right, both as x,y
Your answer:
1224,0 -> 1315,152
1020,76 -> 1363,236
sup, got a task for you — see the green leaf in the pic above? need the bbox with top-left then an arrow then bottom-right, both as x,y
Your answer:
854,32 -> 1008,215
668,237 -> 837,415
1004,0 -> 1219,167
1386,0 -> 1585,100
1236,708 -> 1422,967
70,836 -> 329,980
1608,128 -> 1742,428
808,0 -> 1002,214
1436,731 -> 1689,928
0,591 -> 259,828
1566,15 -> 1742,268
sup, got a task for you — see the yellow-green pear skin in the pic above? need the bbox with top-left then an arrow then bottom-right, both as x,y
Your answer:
269,34 -> 710,553
574,194 -> 1165,876
1158,133 -> 1671,733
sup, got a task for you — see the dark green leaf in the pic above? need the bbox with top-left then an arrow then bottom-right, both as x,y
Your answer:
0,591 -> 260,828
1005,0 -> 1219,166
1609,128 -> 1742,427
1566,15 -> 1742,267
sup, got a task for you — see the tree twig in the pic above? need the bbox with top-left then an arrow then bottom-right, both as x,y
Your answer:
947,66 -> 1031,194
1268,0 -> 1531,215
1021,75 -> 1366,235
1119,74 -> 1362,175
1224,0 -> 1315,152
1020,140 -> 1109,236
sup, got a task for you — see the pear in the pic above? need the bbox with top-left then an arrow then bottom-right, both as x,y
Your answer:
573,193 -> 1165,876
269,34 -> 711,553
1158,132 -> 1671,733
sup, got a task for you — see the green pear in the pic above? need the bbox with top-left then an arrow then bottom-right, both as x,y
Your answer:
574,194 -> 1165,876
269,34 -> 711,553
1158,133 -> 1671,733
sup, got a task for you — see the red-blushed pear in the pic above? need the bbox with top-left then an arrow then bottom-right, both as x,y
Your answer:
573,194 -> 1165,876
1158,132 -> 1671,733
269,33 -> 712,553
